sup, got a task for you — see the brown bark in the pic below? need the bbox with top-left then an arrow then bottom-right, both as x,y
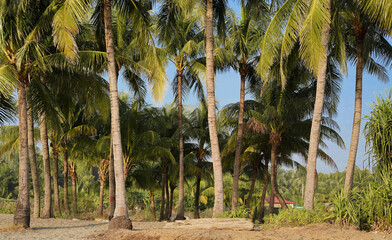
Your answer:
246,159 -> 258,209
149,190 -> 156,221
259,159 -> 269,223
63,150 -> 70,215
176,70 -> 185,220
53,147 -> 60,214
344,22 -> 366,195
104,0 -> 131,229
14,84 -> 30,228
206,0 -> 224,216
109,136 -> 115,220
232,72 -> 246,211
40,107 -> 52,218
304,0 -> 331,211
194,157 -> 202,219
70,167 -> 78,216
165,173 -> 170,220
270,142 -> 287,209
28,107 -> 40,218
98,180 -> 105,216
169,183 -> 175,219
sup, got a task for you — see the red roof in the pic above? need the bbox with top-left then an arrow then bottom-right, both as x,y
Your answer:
266,196 -> 295,204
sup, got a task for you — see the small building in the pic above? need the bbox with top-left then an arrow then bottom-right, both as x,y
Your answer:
265,196 -> 295,208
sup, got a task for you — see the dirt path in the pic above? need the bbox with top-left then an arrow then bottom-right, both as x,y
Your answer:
1,214 -> 392,240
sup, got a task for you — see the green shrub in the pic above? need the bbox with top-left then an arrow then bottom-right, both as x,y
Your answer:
0,199 -> 16,214
265,208 -> 332,226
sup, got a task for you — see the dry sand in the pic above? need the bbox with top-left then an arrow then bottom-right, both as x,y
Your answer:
1,214 -> 392,240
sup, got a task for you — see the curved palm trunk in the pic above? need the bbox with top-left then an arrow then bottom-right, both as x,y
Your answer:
14,84 -> 30,227
40,111 -> 52,218
28,108 -> 40,218
258,159 -> 269,223
109,136 -> 115,220
270,142 -> 287,209
149,190 -> 156,221
344,23 -> 365,194
63,150 -> 70,215
206,0 -> 224,216
304,0 -> 331,211
53,147 -> 61,214
99,179 -> 105,216
246,159 -> 258,209
176,70 -> 186,220
104,0 -> 131,229
232,73 -> 246,211
159,160 -> 167,221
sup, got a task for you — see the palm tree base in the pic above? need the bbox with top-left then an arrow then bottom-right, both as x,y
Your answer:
174,214 -> 186,221
14,205 -> 30,228
108,216 -> 133,230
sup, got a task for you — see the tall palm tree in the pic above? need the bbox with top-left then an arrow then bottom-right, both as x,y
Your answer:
157,2 -> 205,219
343,1 -> 392,194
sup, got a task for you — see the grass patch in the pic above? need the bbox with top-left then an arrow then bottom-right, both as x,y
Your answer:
265,208 -> 332,227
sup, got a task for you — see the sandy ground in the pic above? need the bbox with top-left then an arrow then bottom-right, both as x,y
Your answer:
1,214 -> 392,240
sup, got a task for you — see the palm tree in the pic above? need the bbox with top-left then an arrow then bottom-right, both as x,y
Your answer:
343,1 -> 392,194
224,0 -> 267,211
205,0 -> 225,217
157,2 -> 205,219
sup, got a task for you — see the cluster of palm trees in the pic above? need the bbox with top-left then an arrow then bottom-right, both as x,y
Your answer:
0,0 -> 391,230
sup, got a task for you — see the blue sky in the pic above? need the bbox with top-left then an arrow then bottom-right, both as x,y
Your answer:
118,1 -> 392,173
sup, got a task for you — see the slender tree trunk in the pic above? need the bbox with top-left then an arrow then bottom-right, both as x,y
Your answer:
246,160 -> 258,209
259,159 -> 269,223
194,157 -> 202,219
232,73 -> 246,211
206,0 -> 224,216
99,179 -> 105,216
159,161 -> 166,221
169,183 -> 175,218
14,84 -> 30,227
104,0 -> 131,229
149,190 -> 156,221
70,168 -> 77,216
304,0 -> 331,211
270,142 -> 287,209
39,107 -> 52,218
63,150 -> 70,215
53,147 -> 60,214
109,136 -> 115,220
344,23 -> 365,195
176,71 -> 185,220
268,187 -> 275,214
165,175 -> 170,220
28,107 -> 40,218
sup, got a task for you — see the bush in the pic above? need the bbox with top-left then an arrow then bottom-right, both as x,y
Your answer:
0,199 -> 16,214
332,171 -> 392,231
265,208 -> 332,226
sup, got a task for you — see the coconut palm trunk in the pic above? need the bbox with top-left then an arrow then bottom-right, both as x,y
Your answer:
206,0 -> 224,216
176,70 -> 186,220
63,150 -> 70,215
194,156 -> 202,219
109,137 -> 115,220
99,178 -> 105,216
232,72 -> 246,211
159,160 -> 167,221
270,141 -> 287,209
169,183 -> 175,218
258,158 -> 269,222
246,159 -> 258,209
149,190 -> 156,221
28,107 -> 40,218
40,109 -> 52,218
344,22 -> 366,194
53,146 -> 61,214
70,165 -> 77,216
98,159 -> 108,216
303,0 -> 331,211
14,84 -> 30,227
165,176 -> 170,220
103,0 -> 131,229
